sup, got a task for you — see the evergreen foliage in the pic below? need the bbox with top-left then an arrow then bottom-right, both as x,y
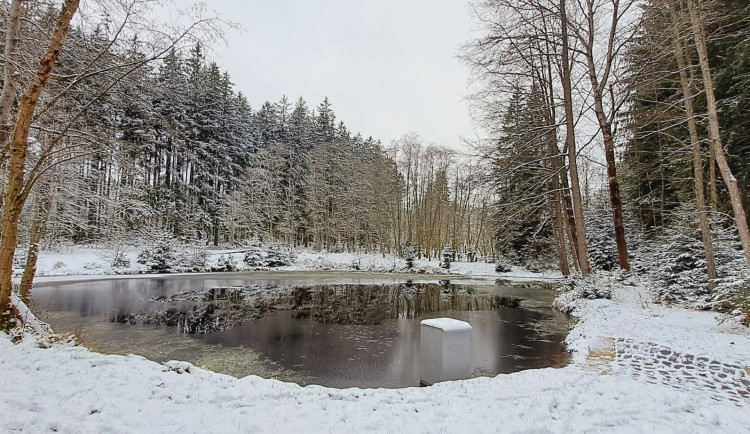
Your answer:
586,194 -> 620,272
34,35 -> 405,251
624,0 -> 750,230
5,5 -> 497,273
488,86 -> 554,264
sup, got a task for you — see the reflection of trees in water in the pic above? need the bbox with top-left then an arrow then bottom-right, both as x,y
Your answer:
110,282 -> 524,332
299,283 -> 522,325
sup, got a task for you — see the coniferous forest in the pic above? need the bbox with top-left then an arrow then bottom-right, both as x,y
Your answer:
3,4 -> 494,264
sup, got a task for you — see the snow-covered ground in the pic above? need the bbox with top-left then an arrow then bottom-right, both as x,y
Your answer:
28,245 -> 559,281
2,247 -> 749,432
291,250 -> 560,279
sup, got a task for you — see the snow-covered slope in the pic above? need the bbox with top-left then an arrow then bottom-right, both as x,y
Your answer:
1,328 -> 747,433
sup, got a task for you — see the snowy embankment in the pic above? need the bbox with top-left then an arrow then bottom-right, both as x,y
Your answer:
0,331 -> 746,433
27,246 -> 559,281
2,249 -> 749,432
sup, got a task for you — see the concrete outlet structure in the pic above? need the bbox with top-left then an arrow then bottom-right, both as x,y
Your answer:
419,318 -> 472,386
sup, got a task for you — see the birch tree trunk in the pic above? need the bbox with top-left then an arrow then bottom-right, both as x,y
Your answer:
560,0 -> 591,275
19,188 -> 52,301
687,0 -> 750,269
0,0 -> 80,323
0,0 -> 24,164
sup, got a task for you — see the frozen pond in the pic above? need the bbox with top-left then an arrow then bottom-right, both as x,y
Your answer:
32,271 -> 571,388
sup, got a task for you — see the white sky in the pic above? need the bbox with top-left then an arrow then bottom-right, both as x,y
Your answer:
204,0 -> 476,150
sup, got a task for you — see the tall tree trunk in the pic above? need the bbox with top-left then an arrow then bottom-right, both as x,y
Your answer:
560,0 -> 591,275
709,146 -> 717,210
687,0 -> 750,269
670,8 -> 717,287
20,188 -> 52,301
583,0 -> 629,270
0,0 -> 24,161
554,190 -> 571,275
0,0 -> 80,322
541,87 -> 571,275
547,175 -> 571,275
538,41 -> 572,276
562,190 -> 580,271
556,157 -> 580,270
590,92 -> 630,270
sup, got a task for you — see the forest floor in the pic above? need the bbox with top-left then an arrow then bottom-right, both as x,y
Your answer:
1,247 -> 749,432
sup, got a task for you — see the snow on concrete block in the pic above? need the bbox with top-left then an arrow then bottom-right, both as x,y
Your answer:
420,318 -> 472,385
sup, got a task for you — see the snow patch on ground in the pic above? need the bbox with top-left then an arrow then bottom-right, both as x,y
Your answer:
1,324 -> 748,433
288,251 -> 409,272
565,281 -> 750,367
32,247 -> 148,276
27,246 -> 557,282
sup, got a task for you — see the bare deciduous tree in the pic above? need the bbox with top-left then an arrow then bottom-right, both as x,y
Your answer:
567,0 -> 639,270
0,0 -> 80,323
0,0 -> 225,324
462,0 -> 592,274
560,0 -> 592,275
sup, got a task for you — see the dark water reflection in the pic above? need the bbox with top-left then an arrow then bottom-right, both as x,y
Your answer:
32,272 -> 570,388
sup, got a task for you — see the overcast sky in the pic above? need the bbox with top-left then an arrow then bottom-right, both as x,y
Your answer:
204,0 -> 476,150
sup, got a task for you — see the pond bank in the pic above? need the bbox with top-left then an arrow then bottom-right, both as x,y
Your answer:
25,246 -> 561,281
1,264 -> 749,431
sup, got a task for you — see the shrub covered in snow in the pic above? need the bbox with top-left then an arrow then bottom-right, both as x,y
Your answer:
182,248 -> 208,271
402,242 -> 416,269
554,274 -> 614,314
215,254 -> 238,272
110,251 -> 130,268
585,195 -> 619,271
243,248 -> 294,267
439,246 -> 454,269
630,228 -> 714,307
712,278 -> 750,326
137,241 -> 178,272
137,243 -> 212,273
495,258 -> 512,273
626,202 -> 748,313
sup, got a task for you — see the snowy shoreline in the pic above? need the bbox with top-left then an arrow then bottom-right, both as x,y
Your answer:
2,249 -> 750,432
24,246 -> 562,281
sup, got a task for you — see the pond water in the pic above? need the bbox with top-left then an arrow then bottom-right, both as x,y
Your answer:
32,272 -> 571,388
